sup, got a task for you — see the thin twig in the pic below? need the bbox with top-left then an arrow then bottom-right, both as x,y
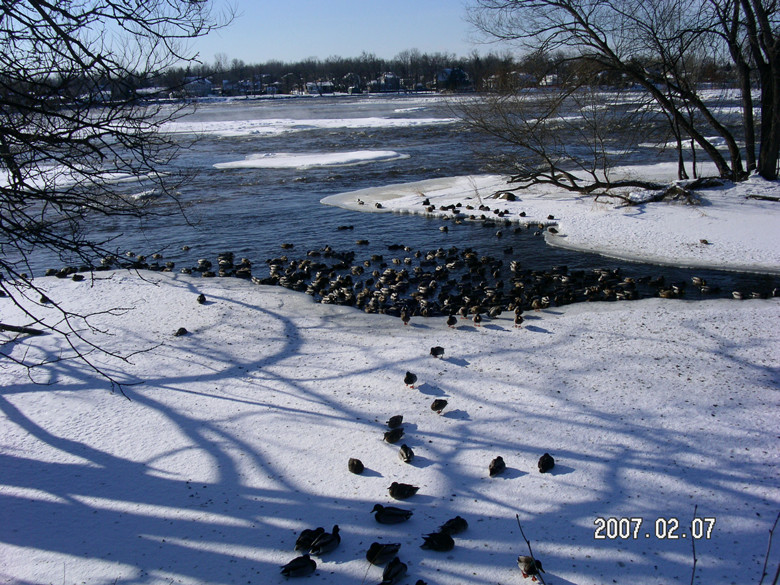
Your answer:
516,514 -> 547,585
759,511 -> 780,585
690,504 -> 699,585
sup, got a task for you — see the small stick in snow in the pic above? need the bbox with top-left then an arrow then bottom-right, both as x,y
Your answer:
515,514 -> 547,585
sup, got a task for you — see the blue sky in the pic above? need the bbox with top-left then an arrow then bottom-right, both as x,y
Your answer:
191,0 -> 487,65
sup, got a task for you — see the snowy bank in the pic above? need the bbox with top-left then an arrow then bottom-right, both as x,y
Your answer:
1,271 -> 778,585
322,169 -> 780,274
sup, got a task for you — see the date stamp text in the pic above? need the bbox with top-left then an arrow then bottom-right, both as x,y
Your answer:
594,516 -> 715,540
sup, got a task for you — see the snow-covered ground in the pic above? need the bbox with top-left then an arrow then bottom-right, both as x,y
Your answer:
1,168 -> 779,585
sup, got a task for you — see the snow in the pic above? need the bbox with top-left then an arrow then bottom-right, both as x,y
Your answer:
1,163 -> 779,585
213,151 -> 409,170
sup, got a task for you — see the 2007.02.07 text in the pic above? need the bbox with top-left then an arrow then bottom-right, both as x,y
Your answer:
594,517 -> 716,540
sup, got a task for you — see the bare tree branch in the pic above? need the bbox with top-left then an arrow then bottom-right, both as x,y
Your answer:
759,511 -> 780,585
1,1 -> 232,390
515,514 -> 548,585
466,0 -> 779,181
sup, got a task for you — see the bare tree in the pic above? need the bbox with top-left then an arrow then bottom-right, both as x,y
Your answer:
457,74 -> 689,200
729,0 -> 780,179
0,1 -> 230,390
467,0 -> 780,183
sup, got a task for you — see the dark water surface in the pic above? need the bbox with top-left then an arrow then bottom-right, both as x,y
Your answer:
32,94 -> 780,303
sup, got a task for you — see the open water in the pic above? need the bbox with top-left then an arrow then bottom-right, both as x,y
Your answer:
35,94 -> 780,302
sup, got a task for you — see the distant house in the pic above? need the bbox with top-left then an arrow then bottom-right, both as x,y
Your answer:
485,71 -> 536,91
380,73 -> 401,92
183,76 -> 213,97
305,80 -> 335,94
368,72 -> 401,93
436,68 -> 472,92
221,79 -> 236,95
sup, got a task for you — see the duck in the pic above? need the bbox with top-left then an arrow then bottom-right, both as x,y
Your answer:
514,314 -> 524,328
430,399 -> 448,414
371,504 -> 413,524
472,312 -> 482,326
439,515 -> 468,535
366,542 -> 401,565
308,525 -> 340,555
446,314 -> 457,328
398,444 -> 414,463
379,556 -> 407,585
489,455 -> 506,477
430,346 -> 444,358
280,554 -> 316,577
420,531 -> 455,551
517,555 -> 544,580
386,414 -> 403,429
389,481 -> 419,499
294,527 -> 324,552
404,371 -> 418,388
538,452 -> 555,473
384,427 -> 405,444
348,457 -> 365,474
196,293 -> 206,304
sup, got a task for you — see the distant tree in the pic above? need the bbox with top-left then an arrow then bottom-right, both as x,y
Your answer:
467,0 -> 780,183
0,1 -> 229,390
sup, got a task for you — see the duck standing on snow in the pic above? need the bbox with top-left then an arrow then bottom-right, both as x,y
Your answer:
489,455 -> 506,477
348,457 -> 365,474
294,527 -> 324,552
538,452 -> 555,473
371,504 -> 413,524
386,414 -> 403,428
398,444 -> 414,463
388,481 -> 419,499
379,556 -> 407,585
366,542 -> 401,565
420,531 -> 455,551
280,554 -> 316,577
430,398 -> 448,414
404,371 -> 418,388
517,555 -> 545,581
439,515 -> 468,535
384,427 -> 405,444
308,525 -> 340,555
430,346 -> 444,358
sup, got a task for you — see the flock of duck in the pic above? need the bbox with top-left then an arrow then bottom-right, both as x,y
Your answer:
82,236 -> 774,322
40,219 -> 775,322
278,354 -> 555,583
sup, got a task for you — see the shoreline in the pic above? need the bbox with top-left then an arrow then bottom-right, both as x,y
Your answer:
322,172 -> 780,276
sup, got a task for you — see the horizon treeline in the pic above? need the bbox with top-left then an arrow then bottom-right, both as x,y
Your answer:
158,48 -> 738,95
